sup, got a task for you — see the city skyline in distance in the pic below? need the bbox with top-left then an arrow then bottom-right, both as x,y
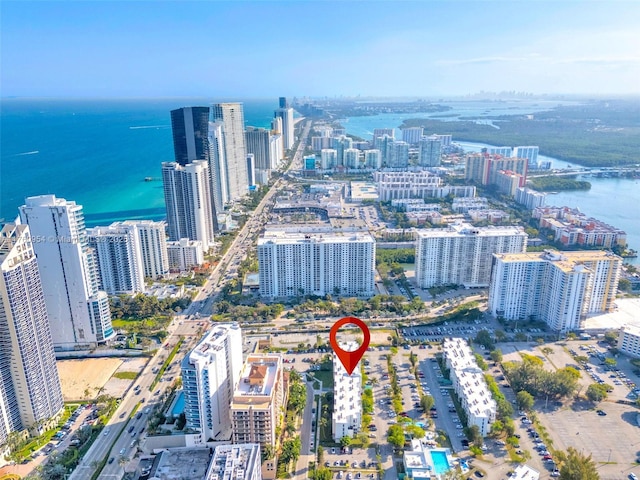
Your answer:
2,1 -> 640,98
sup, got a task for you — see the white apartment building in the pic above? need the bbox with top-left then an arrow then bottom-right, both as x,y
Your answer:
208,120 -> 229,215
269,134 -> 284,169
415,223 -> 527,289
487,146 -> 513,157
257,230 -> 375,298
618,324 -> 640,359
489,250 -> 622,332
212,103 -> 249,203
231,354 -> 285,448
344,148 -> 361,169
167,238 -> 204,272
206,444 -> 262,480
19,195 -> 114,349
0,224 -> 64,446
391,199 -> 441,213
274,107 -> 295,150
332,341 -> 362,441
364,149 -> 381,169
88,223 -> 146,294
181,323 -> 244,442
374,170 -> 475,201
387,141 -> 409,168
312,136 -> 333,152
452,197 -> 489,213
418,136 -> 442,167
513,146 -> 539,168
402,127 -> 424,145
162,160 -> 215,249
515,188 -> 546,210
321,149 -> 338,169
120,220 -> 169,279
433,134 -> 452,146
443,338 -> 496,437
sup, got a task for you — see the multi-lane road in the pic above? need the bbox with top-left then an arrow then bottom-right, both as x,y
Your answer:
69,119 -> 312,479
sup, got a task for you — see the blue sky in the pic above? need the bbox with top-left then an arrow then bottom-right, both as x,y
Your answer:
2,1 -> 639,97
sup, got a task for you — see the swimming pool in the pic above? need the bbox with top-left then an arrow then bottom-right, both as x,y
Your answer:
171,391 -> 185,417
430,451 -> 450,475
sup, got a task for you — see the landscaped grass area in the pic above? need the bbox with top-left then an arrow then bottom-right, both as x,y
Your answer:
311,370 -> 333,390
112,371 -> 138,380
111,316 -> 171,337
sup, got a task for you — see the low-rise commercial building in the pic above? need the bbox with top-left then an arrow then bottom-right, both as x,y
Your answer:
443,338 -> 496,437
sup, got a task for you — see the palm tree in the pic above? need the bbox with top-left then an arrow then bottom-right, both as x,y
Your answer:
118,455 -> 130,467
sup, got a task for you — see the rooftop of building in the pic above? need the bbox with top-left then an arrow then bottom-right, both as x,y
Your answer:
233,354 -> 281,401
188,324 -> 240,361
258,229 -> 374,245
350,182 -> 379,200
148,448 -> 212,480
622,322 -> 640,337
493,249 -> 621,273
206,444 -> 260,480
511,464 -> 540,480
417,222 -> 525,238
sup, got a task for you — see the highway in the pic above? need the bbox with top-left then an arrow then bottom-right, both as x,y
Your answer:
70,119 -> 312,479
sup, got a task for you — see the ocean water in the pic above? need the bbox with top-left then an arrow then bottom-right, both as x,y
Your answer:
0,98 -> 276,226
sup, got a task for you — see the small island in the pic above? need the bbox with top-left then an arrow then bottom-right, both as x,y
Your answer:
527,175 -> 591,192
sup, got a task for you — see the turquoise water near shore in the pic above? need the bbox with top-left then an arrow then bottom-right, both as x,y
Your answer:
0,98 -> 275,225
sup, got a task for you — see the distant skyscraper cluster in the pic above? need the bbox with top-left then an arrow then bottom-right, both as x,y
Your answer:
165,98 -> 291,244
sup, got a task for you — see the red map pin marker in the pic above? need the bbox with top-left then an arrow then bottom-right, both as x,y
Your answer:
329,316 -> 370,375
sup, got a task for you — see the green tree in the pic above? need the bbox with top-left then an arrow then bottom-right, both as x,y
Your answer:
490,349 -> 503,363
340,436 -> 352,448
585,383 -> 608,403
387,424 -> 406,449
559,447 -> 599,480
314,468 -> 333,480
467,425 -> 483,446
604,358 -> 617,368
490,419 -> 504,436
420,394 -> 435,412
474,330 -> 494,349
262,444 -> 276,462
604,331 -> 619,346
516,391 -> 535,411
405,424 -> 426,439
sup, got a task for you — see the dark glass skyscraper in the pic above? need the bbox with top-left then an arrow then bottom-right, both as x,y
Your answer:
170,107 -> 211,166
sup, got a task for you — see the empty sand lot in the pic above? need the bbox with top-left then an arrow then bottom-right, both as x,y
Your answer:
57,358 -> 124,401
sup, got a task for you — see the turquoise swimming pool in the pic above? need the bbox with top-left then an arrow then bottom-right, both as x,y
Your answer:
171,391 -> 185,416
430,450 -> 450,475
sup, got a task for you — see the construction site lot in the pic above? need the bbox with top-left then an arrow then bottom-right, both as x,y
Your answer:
57,357 -> 148,401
